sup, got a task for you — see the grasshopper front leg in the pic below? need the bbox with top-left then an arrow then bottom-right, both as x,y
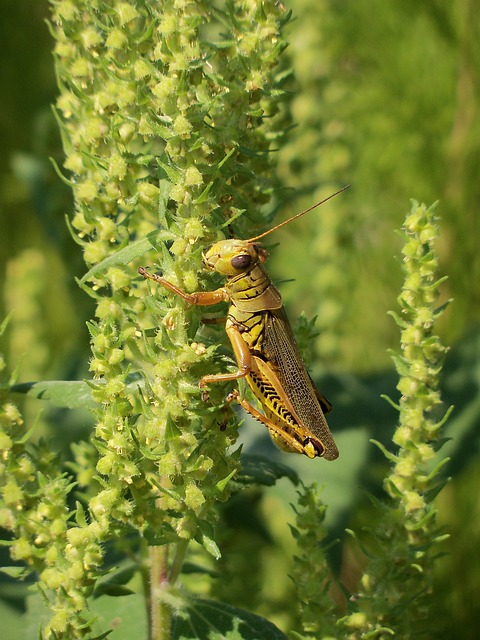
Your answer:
138,267 -> 228,306
139,267 -> 251,386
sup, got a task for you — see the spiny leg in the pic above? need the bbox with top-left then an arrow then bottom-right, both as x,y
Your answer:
138,267 -> 229,306
225,390 -> 321,458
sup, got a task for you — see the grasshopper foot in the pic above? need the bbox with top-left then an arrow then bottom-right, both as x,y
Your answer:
225,390 -> 239,404
199,381 -> 210,403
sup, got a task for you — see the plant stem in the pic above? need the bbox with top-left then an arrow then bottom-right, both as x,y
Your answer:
168,539 -> 189,586
338,201 -> 450,639
150,545 -> 171,640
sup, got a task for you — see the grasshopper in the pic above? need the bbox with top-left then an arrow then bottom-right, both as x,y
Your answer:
139,187 -> 348,460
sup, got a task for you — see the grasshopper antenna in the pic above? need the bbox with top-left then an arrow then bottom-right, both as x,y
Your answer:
246,184 -> 350,243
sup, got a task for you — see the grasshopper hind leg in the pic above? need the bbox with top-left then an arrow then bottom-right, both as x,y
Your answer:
226,390 -> 324,459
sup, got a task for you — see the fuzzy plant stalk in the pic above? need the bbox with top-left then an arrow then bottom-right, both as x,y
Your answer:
339,201 -> 451,639
277,0 -> 353,364
289,482 -> 337,640
46,0 -> 291,638
0,315 -> 97,636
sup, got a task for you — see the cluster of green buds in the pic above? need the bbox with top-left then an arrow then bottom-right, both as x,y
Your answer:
339,201 -> 451,638
290,482 -> 337,639
387,201 -> 451,513
0,316 -> 104,636
43,0 -> 292,636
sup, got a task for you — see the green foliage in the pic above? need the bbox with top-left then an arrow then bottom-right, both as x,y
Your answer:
337,202 -> 450,638
1,1 -> 479,640
289,483 -> 337,639
2,0 -> 295,638
172,596 -> 289,639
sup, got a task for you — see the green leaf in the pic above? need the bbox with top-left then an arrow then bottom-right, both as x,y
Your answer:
199,531 -> 221,560
65,213 -> 87,246
370,439 -> 399,463
94,584 -> 135,598
144,523 -> 180,546
235,454 -> 299,487
181,561 -> 220,578
380,393 -> 400,411
158,179 -> 173,225
386,309 -> 408,329
75,501 -> 88,527
0,599 -> 27,640
194,179 -> 215,205
92,561 -> 136,598
90,592 -> 145,639
157,158 -> 182,183
10,380 -> 96,409
0,312 -> 12,336
93,564 -> 138,594
79,231 -> 161,284
0,566 -> 30,579
216,468 -> 238,492
172,597 -> 289,640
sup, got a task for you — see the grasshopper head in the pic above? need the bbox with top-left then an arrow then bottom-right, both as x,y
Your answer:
203,239 -> 268,276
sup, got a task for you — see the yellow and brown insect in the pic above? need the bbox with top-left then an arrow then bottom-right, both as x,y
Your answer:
139,188 -> 348,460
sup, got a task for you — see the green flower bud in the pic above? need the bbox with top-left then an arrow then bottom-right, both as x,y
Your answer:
81,27 -> 102,49
56,1 -> 77,21
11,538 -> 33,561
76,180 -> 99,204
0,431 -> 13,450
107,347 -> 125,365
106,28 -> 127,50
70,56 -> 90,78
173,115 -> 192,137
40,567 -> 65,590
115,2 -> 139,25
3,479 -> 23,505
184,483 -> 206,510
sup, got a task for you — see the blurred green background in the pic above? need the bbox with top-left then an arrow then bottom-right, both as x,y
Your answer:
1,1 -> 479,638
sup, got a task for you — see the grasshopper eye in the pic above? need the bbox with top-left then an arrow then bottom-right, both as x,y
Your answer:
231,254 -> 252,270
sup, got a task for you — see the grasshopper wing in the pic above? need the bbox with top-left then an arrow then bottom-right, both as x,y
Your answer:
262,307 -> 339,460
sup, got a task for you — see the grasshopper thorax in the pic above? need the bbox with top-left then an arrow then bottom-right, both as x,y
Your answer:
203,239 -> 269,277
